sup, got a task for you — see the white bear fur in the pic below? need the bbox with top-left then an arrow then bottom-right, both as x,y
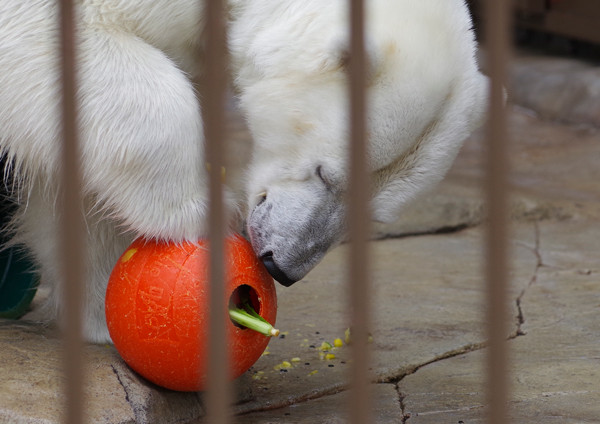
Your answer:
0,0 -> 487,342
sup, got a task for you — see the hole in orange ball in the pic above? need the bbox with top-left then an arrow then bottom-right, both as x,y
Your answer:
228,284 -> 261,329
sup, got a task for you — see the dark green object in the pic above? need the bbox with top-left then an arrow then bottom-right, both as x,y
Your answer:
0,246 -> 38,319
0,154 -> 38,319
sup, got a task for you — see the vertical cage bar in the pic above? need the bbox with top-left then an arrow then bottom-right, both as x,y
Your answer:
484,0 -> 512,423
204,0 -> 231,422
57,0 -> 85,423
348,0 -> 372,423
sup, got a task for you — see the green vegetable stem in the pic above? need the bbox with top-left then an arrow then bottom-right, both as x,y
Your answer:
229,302 -> 279,337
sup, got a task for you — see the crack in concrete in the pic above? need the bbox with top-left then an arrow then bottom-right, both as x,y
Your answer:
397,221 -> 546,422
397,384 -> 411,423
376,222 -> 474,241
394,339 -> 521,422
381,341 -> 489,388
109,363 -> 139,424
110,363 -> 132,407
515,221 -> 544,337
234,381 -> 347,416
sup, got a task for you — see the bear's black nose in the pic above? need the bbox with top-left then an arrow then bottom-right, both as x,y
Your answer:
261,252 -> 297,287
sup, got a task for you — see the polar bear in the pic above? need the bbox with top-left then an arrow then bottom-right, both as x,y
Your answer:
0,0 -> 487,343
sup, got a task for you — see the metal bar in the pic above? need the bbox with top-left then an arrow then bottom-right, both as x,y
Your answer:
204,0 -> 231,422
484,0 -> 512,423
348,0 -> 372,423
57,0 -> 85,423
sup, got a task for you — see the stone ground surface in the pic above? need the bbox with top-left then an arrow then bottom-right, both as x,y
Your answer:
1,49 -> 600,423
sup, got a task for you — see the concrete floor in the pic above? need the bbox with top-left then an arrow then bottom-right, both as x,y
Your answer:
1,50 -> 599,423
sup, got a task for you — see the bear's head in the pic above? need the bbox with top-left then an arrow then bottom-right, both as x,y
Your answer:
229,0 -> 488,285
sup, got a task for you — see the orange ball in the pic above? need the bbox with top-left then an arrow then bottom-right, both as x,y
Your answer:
105,233 -> 277,391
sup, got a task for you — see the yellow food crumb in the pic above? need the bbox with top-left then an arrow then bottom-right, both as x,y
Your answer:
307,370 -> 319,376
252,371 -> 265,380
319,341 -> 333,351
261,347 -> 270,356
333,338 -> 343,348
121,248 -> 137,263
291,357 -> 301,363
319,351 -> 337,360
273,361 -> 292,371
